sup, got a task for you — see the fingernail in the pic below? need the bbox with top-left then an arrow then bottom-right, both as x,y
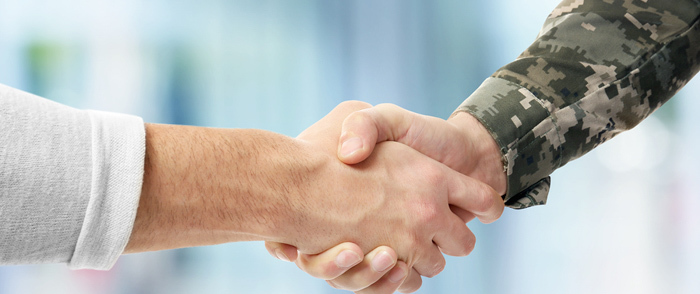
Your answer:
335,250 -> 362,269
275,249 -> 291,262
371,251 -> 395,272
340,137 -> 363,157
388,265 -> 407,283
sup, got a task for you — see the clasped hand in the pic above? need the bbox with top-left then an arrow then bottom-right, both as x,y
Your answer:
266,101 -> 506,293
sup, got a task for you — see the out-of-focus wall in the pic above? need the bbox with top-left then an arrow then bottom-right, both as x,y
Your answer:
1,0 -> 698,293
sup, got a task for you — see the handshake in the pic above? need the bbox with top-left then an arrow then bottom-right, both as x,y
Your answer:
125,101 -> 507,294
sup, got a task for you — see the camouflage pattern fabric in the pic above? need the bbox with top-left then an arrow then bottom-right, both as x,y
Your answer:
455,0 -> 700,209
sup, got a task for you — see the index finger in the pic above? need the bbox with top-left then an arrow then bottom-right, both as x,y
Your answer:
447,170 -> 505,224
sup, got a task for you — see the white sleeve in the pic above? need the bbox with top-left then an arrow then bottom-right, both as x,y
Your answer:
0,83 -> 145,270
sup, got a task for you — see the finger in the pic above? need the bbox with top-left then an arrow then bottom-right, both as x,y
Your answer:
432,212 -> 476,257
354,261 -> 410,294
295,242 -> 364,280
326,247 -> 398,291
447,170 -> 505,224
450,205 -> 476,224
397,268 -> 422,293
338,104 -> 416,164
410,244 -> 446,278
265,241 -> 298,262
443,206 -> 476,256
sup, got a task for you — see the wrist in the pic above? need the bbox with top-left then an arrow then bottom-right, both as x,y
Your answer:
448,112 -> 506,196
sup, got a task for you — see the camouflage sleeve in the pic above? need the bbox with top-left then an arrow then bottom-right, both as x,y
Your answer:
455,0 -> 700,209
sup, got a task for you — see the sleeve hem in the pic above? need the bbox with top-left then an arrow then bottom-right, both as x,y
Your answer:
455,77 -> 557,207
68,111 -> 145,270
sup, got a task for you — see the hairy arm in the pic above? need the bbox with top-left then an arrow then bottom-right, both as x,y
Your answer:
125,124 -> 314,252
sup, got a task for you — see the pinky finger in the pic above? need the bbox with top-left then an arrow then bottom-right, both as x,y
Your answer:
397,268 -> 422,293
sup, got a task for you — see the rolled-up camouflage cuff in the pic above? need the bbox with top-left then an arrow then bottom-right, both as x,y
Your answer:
454,0 -> 700,209
455,77 -> 558,209
506,177 -> 550,209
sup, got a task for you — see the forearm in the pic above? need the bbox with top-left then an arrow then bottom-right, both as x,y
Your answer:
125,123 -> 316,253
124,121 -> 375,255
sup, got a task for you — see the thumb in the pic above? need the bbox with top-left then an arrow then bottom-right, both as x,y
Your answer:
337,104 -> 415,164
337,115 -> 378,165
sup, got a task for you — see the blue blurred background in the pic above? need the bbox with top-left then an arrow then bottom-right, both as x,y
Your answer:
2,0 -> 700,293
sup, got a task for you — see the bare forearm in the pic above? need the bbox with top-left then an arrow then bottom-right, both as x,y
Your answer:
124,123 -> 310,253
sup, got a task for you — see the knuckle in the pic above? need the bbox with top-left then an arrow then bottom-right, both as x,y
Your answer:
346,110 -> 373,125
422,165 -> 445,187
338,100 -> 371,110
403,230 -> 422,251
341,111 -> 377,136
375,103 -> 400,112
374,102 -> 393,109
412,199 -> 441,225
446,226 -> 475,257
424,259 -> 446,278
473,185 -> 497,214
433,258 -> 447,276
461,233 -> 476,256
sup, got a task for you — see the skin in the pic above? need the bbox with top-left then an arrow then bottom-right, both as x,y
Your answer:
124,101 -> 503,282
265,104 -> 507,293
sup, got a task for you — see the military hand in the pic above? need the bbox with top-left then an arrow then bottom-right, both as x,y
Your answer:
337,104 -> 506,196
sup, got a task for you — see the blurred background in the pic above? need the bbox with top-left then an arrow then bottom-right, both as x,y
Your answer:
1,0 -> 699,293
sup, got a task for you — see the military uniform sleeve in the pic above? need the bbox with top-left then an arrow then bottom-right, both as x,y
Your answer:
0,84 -> 145,269
455,0 -> 700,209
